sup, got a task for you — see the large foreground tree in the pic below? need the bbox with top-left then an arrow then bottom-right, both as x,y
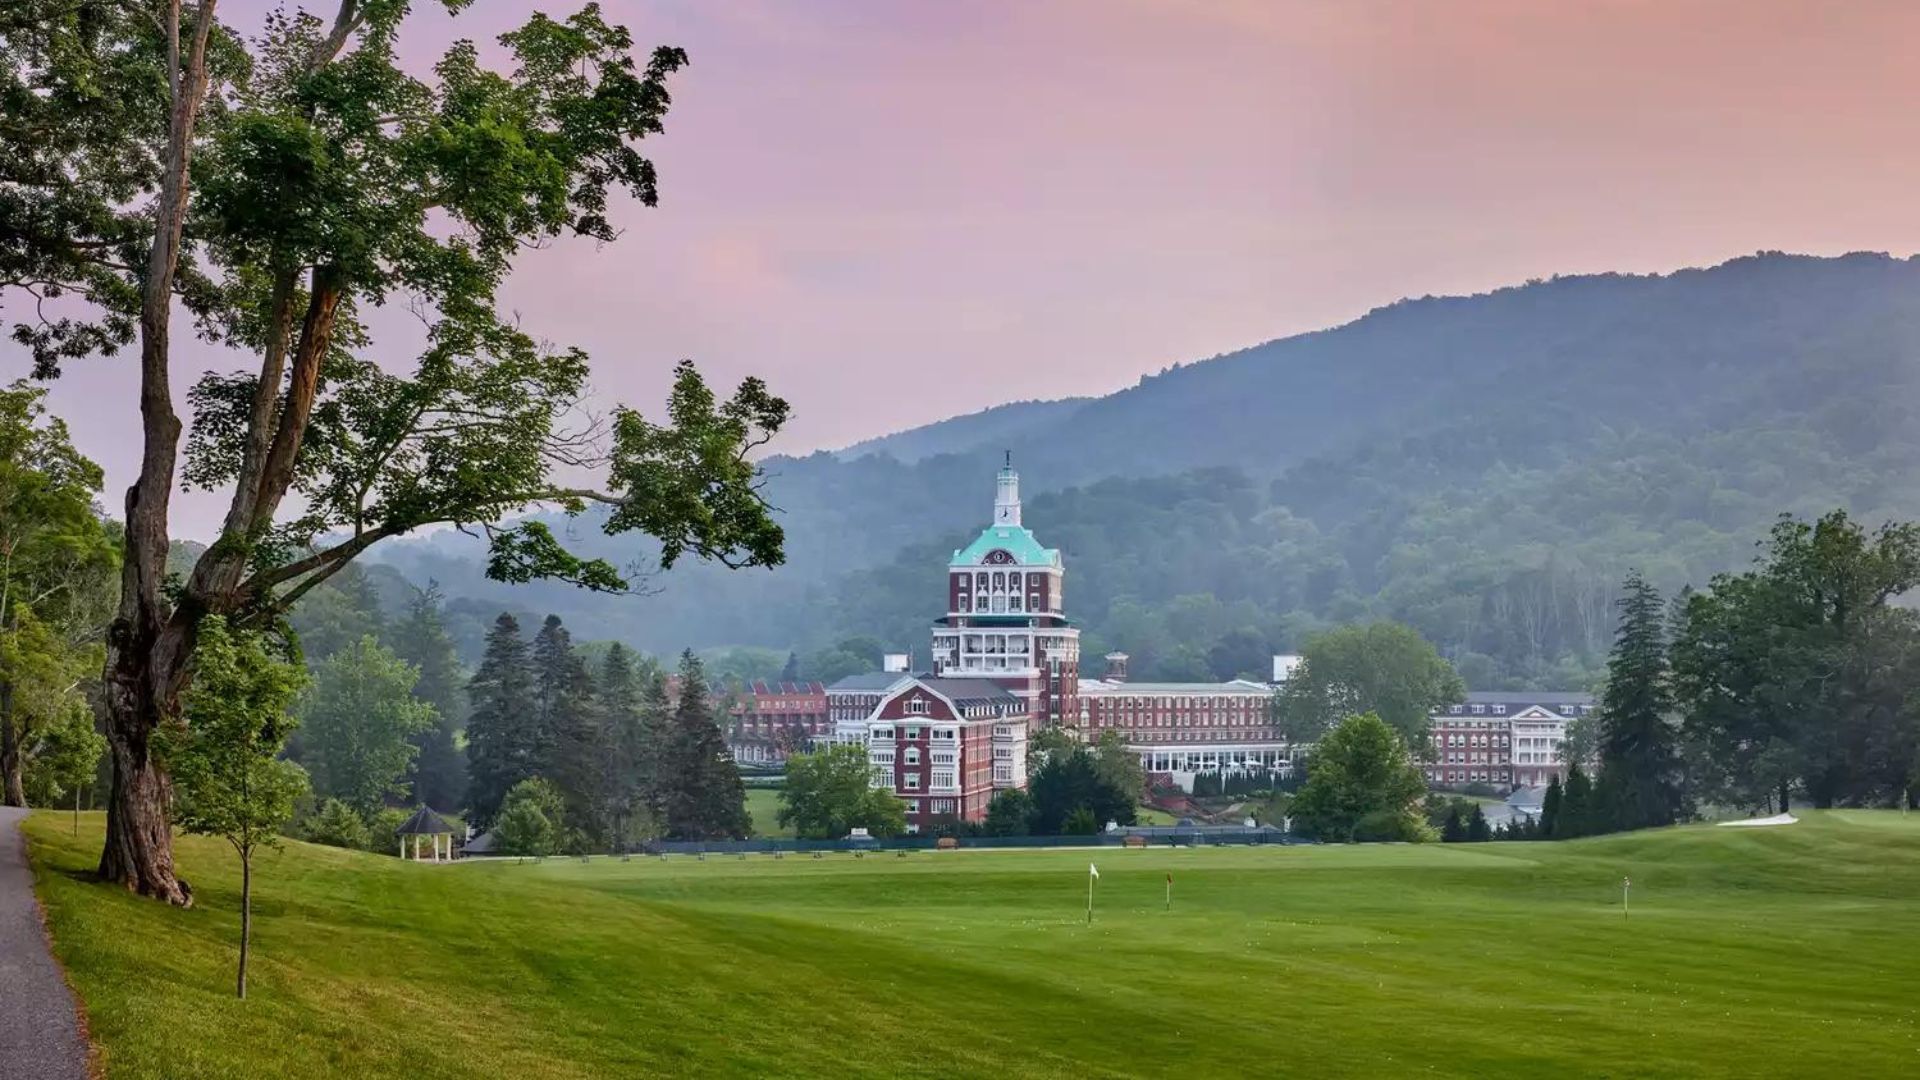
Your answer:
2,3 -> 786,904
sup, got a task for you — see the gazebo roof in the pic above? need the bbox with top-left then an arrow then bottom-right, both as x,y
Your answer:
395,806 -> 453,836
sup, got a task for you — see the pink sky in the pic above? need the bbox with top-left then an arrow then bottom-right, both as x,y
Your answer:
13,0 -> 1920,536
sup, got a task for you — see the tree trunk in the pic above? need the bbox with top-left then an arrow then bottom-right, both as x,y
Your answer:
95,0 -> 222,906
96,621 -> 192,906
237,851 -> 251,1000
1777,780 -> 1790,815
1,680 -> 23,807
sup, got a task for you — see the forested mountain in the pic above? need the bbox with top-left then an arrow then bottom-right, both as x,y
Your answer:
835,397 -> 1091,464
363,252 -> 1920,688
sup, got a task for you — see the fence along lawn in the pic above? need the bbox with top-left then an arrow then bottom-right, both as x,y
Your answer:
22,810 -> 1920,1078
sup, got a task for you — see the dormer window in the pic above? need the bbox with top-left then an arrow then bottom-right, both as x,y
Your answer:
906,698 -> 928,716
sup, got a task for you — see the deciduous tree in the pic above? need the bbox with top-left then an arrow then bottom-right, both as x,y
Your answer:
1274,622 -> 1464,748
300,635 -> 435,816
389,583 -> 466,811
3,2 -> 786,905
777,742 -> 906,840
164,617 -> 309,998
1288,712 -> 1431,843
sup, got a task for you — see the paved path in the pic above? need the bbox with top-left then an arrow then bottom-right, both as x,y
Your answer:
0,806 -> 89,1080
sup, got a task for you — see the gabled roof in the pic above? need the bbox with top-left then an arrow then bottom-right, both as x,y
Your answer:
952,525 -> 1060,568
914,677 -> 1021,710
1464,691 -> 1593,706
826,672 -> 913,694
395,806 -> 452,835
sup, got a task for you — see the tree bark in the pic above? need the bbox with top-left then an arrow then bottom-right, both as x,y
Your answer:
97,621 -> 193,906
1777,779 -> 1790,815
237,850 -> 251,999
1,678 -> 23,807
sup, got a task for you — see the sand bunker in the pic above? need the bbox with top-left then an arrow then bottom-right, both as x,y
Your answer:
1717,813 -> 1798,827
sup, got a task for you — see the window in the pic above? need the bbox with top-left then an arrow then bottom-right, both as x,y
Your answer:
905,725 -> 922,739
904,774 -> 921,790
904,748 -> 921,765
906,699 -> 928,716
1471,704 -> 1485,715
1493,705 -> 1508,716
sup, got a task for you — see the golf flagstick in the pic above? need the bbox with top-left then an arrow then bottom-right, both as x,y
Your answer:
1165,871 -> 1172,912
1623,875 -> 1630,919
1088,862 -> 1099,924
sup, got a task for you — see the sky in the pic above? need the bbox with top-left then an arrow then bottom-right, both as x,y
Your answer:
14,0 -> 1920,538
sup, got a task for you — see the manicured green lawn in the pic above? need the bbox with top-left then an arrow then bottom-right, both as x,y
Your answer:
23,811 -> 1920,1078
742,786 -> 789,837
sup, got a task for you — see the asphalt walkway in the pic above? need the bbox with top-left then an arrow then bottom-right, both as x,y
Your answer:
0,806 -> 89,1080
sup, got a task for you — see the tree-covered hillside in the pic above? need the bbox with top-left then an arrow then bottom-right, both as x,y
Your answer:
367,252 -> 1920,687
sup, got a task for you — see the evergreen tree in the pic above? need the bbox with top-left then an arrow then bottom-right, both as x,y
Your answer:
1561,764 -> 1594,838
465,615 -> 536,829
780,651 -> 801,682
598,644 -> 650,848
1593,570 -> 1685,833
1540,774 -> 1564,839
391,583 -> 467,812
636,670 -> 674,820
1441,807 -> 1466,842
984,789 -> 1035,836
660,652 -> 749,841
530,615 -> 604,844
1466,804 -> 1491,842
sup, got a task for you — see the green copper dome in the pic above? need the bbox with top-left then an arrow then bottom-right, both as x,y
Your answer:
952,525 -> 1060,567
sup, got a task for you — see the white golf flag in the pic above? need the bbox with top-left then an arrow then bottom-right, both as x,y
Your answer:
1089,863 -> 1099,879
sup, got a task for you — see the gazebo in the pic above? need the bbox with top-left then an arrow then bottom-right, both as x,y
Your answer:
395,806 -> 455,863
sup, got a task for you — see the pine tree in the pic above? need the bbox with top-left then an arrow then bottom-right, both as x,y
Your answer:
598,644 -> 648,849
390,583 -> 467,812
1540,774 -> 1563,839
1562,764 -> 1594,838
1466,803 -> 1491,842
531,615 -> 603,847
636,670 -> 674,821
465,614 -> 536,829
780,651 -> 801,682
661,651 -> 749,841
1596,570 -> 1685,832
1441,806 -> 1466,842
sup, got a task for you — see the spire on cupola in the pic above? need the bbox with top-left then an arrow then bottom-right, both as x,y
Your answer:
994,450 -> 1021,527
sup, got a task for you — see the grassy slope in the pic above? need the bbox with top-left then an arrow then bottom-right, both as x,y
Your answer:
23,811 -> 1920,1079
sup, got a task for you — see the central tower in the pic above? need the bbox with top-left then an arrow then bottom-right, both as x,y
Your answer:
930,456 -> 1080,728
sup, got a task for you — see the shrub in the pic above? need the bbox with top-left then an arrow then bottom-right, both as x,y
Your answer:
304,799 -> 371,850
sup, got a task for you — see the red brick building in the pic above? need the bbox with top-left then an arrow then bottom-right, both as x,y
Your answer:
864,676 -> 1027,829
927,454 -> 1079,729
709,680 -> 828,765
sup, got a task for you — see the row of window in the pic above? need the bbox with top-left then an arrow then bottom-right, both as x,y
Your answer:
1441,733 -> 1509,748
958,571 -> 1045,591
1445,703 -> 1590,716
